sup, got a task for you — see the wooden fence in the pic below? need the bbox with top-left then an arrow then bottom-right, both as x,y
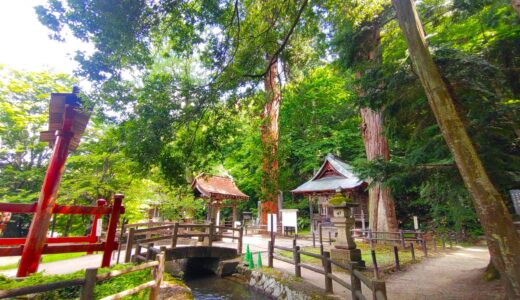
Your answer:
352,229 -> 425,249
0,254 -> 164,300
267,240 -> 386,300
124,222 -> 243,263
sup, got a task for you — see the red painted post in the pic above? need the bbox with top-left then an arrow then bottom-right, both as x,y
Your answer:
87,199 -> 106,255
101,194 -> 124,267
17,104 -> 77,277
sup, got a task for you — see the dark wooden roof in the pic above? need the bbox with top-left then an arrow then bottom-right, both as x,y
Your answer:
191,174 -> 249,201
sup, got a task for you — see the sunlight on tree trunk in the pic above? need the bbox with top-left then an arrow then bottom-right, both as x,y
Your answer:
512,0 -> 520,18
392,0 -> 520,297
360,107 -> 399,233
260,56 -> 281,225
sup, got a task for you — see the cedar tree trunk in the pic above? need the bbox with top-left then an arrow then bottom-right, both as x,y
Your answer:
392,0 -> 520,297
360,108 -> 399,233
356,24 -> 399,233
260,56 -> 281,225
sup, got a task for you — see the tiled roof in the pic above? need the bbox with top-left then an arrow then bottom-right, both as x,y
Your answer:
291,154 -> 364,194
192,174 -> 249,200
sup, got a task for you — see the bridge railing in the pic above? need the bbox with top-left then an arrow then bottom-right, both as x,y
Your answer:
124,223 -> 243,263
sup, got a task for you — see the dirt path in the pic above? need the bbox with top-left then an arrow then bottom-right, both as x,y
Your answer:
385,246 -> 505,300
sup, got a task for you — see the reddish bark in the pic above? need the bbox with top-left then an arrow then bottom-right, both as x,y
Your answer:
360,108 -> 399,233
260,56 -> 281,224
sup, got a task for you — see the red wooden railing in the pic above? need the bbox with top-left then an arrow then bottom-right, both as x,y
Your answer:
0,195 -> 124,276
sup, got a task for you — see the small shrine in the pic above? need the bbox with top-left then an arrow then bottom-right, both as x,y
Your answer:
291,154 -> 368,232
192,173 -> 249,227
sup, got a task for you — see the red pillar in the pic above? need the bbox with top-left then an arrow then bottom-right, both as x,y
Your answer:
87,199 -> 106,255
101,194 -> 124,267
17,105 -> 76,277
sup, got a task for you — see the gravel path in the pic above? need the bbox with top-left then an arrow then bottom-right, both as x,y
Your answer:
385,246 -> 505,300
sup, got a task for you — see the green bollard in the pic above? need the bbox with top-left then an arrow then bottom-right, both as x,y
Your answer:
248,255 -> 255,269
257,252 -> 262,268
244,244 -> 251,262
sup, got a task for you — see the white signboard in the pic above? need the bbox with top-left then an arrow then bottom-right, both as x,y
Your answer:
413,216 -> 419,230
267,213 -> 277,233
96,219 -> 103,237
281,209 -> 298,234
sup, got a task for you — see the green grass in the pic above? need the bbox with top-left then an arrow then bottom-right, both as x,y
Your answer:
276,242 -> 425,270
0,252 -> 87,271
0,262 -> 155,299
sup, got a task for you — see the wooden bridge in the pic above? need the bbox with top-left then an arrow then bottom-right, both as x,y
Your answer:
119,222 -> 243,275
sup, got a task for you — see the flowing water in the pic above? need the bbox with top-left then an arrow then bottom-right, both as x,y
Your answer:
184,274 -> 269,300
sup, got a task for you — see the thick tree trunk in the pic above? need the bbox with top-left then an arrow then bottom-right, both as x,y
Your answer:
392,0 -> 520,297
360,108 -> 399,233
512,0 -> 520,18
260,56 -> 281,225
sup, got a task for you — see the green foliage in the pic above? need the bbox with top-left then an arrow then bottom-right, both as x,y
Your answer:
0,263 -> 153,299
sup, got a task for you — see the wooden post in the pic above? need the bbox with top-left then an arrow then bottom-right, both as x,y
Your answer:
328,231 -> 332,246
149,253 -> 164,300
145,243 -> 153,261
134,244 -> 142,262
171,223 -> 179,248
88,199 -> 107,255
80,267 -> 98,300
393,246 -> 400,271
369,229 -> 374,249
238,226 -> 243,254
351,264 -> 362,300
442,234 -> 446,250
293,245 -> 301,277
312,231 -> 316,248
318,224 -> 323,245
372,280 -> 387,300
125,227 -> 136,263
322,251 -> 333,293
101,194 -> 124,267
208,222 -> 214,248
399,230 -> 405,248
371,249 -> 379,279
270,214 -> 275,245
410,243 -> 416,262
116,218 -> 127,264
433,237 -> 437,251
268,240 -> 273,268
422,240 -> 428,256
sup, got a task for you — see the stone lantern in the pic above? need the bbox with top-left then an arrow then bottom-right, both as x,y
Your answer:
329,189 -> 365,269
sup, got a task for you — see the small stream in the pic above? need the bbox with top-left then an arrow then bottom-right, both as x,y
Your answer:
184,274 -> 269,300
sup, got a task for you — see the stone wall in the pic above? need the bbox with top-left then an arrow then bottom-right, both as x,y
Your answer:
237,266 -> 333,300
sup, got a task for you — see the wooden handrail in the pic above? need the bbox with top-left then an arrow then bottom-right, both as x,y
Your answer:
0,255 -> 164,300
269,242 -> 387,300
0,278 -> 85,298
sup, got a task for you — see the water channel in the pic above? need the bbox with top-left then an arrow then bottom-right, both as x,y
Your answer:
184,274 -> 269,300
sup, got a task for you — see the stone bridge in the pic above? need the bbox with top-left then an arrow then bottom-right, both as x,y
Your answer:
134,245 -> 241,277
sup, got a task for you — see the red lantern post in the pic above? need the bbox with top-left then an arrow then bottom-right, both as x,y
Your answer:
17,90 -> 89,277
